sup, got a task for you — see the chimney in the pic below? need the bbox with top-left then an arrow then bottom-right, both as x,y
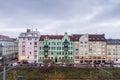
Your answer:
27,29 -> 31,32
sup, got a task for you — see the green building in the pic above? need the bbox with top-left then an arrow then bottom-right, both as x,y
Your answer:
39,32 -> 73,62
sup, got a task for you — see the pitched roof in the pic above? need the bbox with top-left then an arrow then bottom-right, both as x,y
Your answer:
107,39 -> 120,45
72,34 -> 106,41
89,34 -> 106,41
0,35 -> 13,41
72,34 -> 82,41
39,35 -> 73,41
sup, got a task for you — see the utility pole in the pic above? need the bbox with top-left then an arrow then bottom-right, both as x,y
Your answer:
3,57 -> 6,80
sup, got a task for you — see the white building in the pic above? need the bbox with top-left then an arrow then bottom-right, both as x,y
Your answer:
18,29 -> 40,63
0,35 -> 14,60
107,39 -> 120,63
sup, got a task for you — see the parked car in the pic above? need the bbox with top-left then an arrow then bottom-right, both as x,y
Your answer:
12,62 -> 19,67
48,63 -> 51,67
63,63 -> 67,67
113,63 -> 120,68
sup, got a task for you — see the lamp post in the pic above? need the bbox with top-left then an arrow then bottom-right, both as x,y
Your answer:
2,57 -> 6,80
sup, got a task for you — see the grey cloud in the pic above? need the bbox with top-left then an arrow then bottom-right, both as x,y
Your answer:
0,0 -> 120,38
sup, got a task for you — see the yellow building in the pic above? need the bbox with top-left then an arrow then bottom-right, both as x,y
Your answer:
107,39 -> 120,63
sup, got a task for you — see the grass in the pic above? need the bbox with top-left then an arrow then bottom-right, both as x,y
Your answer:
0,67 -> 120,80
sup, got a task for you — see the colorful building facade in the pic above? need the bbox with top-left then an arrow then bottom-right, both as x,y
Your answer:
39,32 -> 74,62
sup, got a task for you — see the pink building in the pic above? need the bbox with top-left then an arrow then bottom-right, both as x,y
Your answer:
18,29 -> 40,63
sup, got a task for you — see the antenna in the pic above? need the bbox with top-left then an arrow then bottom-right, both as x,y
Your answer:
31,25 -> 33,31
56,31 -> 58,35
35,28 -> 37,31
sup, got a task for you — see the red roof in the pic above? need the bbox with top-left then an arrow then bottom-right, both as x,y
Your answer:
0,35 -> 13,41
12,38 -> 17,41
40,35 -> 73,41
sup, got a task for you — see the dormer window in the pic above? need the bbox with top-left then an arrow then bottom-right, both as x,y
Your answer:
80,42 -> 83,44
101,38 -> 104,40
97,38 -> 99,40
28,34 -> 32,37
35,34 -> 37,37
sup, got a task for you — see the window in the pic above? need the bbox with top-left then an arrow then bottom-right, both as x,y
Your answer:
28,34 -> 32,37
34,55 -> 37,59
85,42 -> 87,44
85,53 -> 88,55
59,52 -> 61,55
30,42 -> 32,45
80,42 -> 83,44
51,57 -> 53,59
51,52 -> 53,55
28,38 -> 32,40
68,57 -> 70,59
57,42 -> 60,45
59,57 -> 61,59
108,53 -> 111,55
76,49 -> 78,51
34,42 -> 37,45
68,52 -> 70,55
22,50 -> 25,52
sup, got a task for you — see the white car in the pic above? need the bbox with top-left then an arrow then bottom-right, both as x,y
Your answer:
113,64 -> 120,68
12,62 -> 19,67
63,63 -> 66,67
48,63 -> 51,67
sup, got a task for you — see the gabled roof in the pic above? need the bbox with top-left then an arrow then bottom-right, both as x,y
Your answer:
39,35 -> 73,41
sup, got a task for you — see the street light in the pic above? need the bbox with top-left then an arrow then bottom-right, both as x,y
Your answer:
2,57 -> 6,80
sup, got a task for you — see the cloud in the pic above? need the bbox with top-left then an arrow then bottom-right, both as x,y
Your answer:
0,0 -> 120,38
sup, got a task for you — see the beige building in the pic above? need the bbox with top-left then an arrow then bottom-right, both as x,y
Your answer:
73,34 -> 106,63
107,39 -> 120,63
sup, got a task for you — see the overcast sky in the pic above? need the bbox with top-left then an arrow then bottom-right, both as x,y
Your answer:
0,0 -> 120,38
